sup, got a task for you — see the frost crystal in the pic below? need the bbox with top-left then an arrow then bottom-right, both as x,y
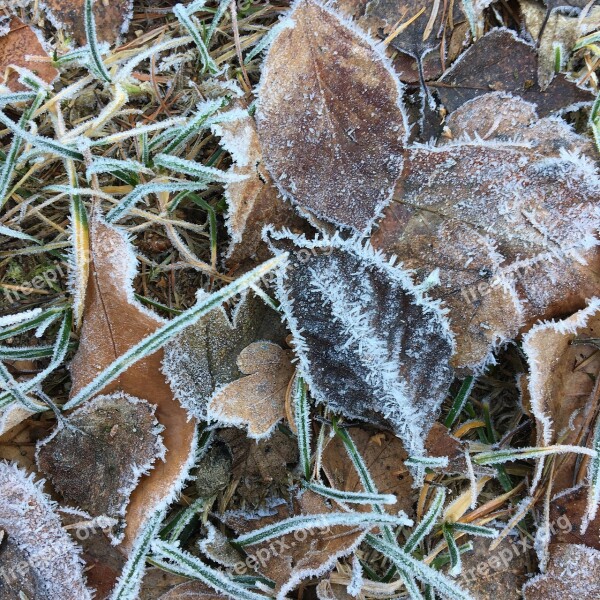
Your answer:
266,229 -> 455,457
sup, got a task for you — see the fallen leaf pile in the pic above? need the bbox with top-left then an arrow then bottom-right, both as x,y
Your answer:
0,0 -> 599,597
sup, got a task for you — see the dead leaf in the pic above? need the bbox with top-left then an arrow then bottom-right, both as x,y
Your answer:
163,290 -> 288,422
0,18 -> 58,91
0,534 -> 41,600
221,490 -> 367,598
520,0 -> 600,90
207,341 -> 294,439
36,392 -> 166,543
435,29 -> 594,117
321,427 -> 414,516
211,105 -> 307,268
256,0 -> 408,232
371,94 -> 600,369
457,536 -> 531,600
158,581 -> 224,600
0,462 -> 92,599
42,0 -> 133,46
266,229 -> 455,457
139,568 -> 189,600
523,543 -> 600,599
523,299 -> 600,546
194,439 -> 233,499
218,427 -> 298,507
69,213 -> 197,552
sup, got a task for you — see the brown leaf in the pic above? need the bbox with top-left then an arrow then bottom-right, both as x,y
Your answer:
256,0 -> 407,232
321,427 -> 414,516
523,299 -> 600,547
36,392 -> 165,542
520,0 -> 600,90
217,427 -> 298,507
457,536 -> 532,600
163,290 -> 288,422
212,105 -> 307,268
435,29 -> 594,117
0,462 -> 92,599
207,341 -> 294,439
42,0 -> 133,46
139,568 -> 189,600
523,543 -> 600,600
0,18 -> 58,91
221,490 -> 366,597
371,94 -> 600,369
70,214 -> 197,552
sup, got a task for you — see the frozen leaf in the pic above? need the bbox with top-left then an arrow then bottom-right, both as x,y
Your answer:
256,0 -> 408,232
0,462 -> 92,599
162,290 -> 288,422
457,536 -> 531,599
36,392 -> 166,543
218,427 -> 298,507
372,99 -> 600,369
194,440 -> 232,499
207,341 -> 294,439
0,18 -> 58,91
520,0 -> 600,90
221,490 -> 368,599
523,299 -> 600,546
266,229 -> 455,457
42,0 -> 133,46
359,0 -> 484,87
139,567 -> 189,600
523,544 -> 600,600
436,29 -> 594,117
321,427 -> 414,516
69,213 -> 197,552
211,104 -> 307,268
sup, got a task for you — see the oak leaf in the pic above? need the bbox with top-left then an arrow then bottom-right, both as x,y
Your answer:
266,229 -> 455,457
256,0 -> 408,232
207,341 -> 294,439
69,213 -> 197,552
36,392 -> 166,543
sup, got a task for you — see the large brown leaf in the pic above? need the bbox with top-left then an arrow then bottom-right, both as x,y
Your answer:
69,213 -> 197,552
256,0 -> 407,232
372,93 -> 600,369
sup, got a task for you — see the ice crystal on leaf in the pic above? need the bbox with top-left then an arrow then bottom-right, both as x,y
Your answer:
265,229 -> 455,457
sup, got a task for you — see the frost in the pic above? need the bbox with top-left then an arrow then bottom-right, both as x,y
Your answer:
265,228 -> 455,457
36,392 -> 166,543
0,307 -> 42,328
0,462 -> 92,599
